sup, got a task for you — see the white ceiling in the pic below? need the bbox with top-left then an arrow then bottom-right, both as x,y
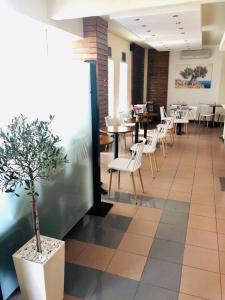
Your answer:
111,5 -> 202,51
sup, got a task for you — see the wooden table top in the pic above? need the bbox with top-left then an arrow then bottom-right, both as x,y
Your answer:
101,126 -> 133,134
138,112 -> 159,117
100,135 -> 114,146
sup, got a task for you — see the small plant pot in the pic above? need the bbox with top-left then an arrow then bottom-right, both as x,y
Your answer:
13,235 -> 65,300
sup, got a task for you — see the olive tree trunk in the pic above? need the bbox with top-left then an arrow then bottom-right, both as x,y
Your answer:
31,180 -> 42,253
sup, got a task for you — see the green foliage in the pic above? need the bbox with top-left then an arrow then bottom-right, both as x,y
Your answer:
0,114 -> 68,197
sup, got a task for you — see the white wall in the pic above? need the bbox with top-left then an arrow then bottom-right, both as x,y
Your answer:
167,46 -> 224,108
219,51 -> 225,104
108,31 -> 132,117
1,0 -> 83,38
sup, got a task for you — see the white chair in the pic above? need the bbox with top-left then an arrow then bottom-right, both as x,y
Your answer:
189,106 -> 198,122
108,138 -> 146,203
157,117 -> 174,144
160,106 -> 174,123
198,104 -> 214,127
174,110 -> 189,134
119,112 -> 135,127
130,130 -> 159,178
105,116 -> 114,127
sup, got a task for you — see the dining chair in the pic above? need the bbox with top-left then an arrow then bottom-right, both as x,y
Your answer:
157,117 -> 175,144
160,106 -> 174,123
198,104 -> 214,127
130,130 -> 159,178
189,106 -> 198,122
174,109 -> 189,134
108,138 -> 146,204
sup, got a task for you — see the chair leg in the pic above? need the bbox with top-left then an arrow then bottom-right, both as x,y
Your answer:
130,172 -> 138,204
108,169 -> 113,199
164,138 -> 168,155
161,139 -> 166,157
118,171 -> 120,189
148,154 -> 154,178
138,169 -> 144,193
153,152 -> 158,172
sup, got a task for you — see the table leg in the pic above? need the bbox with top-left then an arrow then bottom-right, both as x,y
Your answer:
114,133 -> 119,159
144,122 -> 148,139
177,123 -> 182,135
135,122 -> 139,143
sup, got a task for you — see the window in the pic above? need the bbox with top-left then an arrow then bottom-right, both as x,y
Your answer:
108,58 -> 114,117
118,62 -> 128,113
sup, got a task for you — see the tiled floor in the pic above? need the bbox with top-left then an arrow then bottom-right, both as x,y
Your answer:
8,124 -> 225,300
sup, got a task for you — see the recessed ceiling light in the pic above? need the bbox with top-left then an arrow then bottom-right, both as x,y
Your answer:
178,27 -> 184,30
181,32 -> 185,35
176,21 -> 182,25
135,18 -> 140,21
152,34 -> 156,36
147,30 -> 151,32
173,14 -> 179,17
141,25 -> 146,27
160,41 -> 163,44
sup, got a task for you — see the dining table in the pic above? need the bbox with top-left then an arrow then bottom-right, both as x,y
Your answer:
101,126 -> 133,159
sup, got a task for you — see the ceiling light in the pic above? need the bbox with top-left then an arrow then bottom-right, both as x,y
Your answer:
178,28 -> 184,30
173,14 -> 179,18
181,32 -> 185,35
152,34 -> 156,36
141,25 -> 146,27
135,18 -> 140,21
176,21 -> 182,25
147,30 -> 151,32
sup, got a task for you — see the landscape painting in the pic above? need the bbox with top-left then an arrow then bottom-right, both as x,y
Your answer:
175,64 -> 212,89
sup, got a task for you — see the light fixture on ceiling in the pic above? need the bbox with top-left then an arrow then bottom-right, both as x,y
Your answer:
141,24 -> 146,27
135,18 -> 140,21
172,14 -> 179,18
176,21 -> 182,25
152,34 -> 156,36
178,28 -> 184,30
181,32 -> 185,35
147,30 -> 151,32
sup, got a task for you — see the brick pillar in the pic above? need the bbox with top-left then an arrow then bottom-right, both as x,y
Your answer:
73,17 -> 108,127
147,49 -> 169,116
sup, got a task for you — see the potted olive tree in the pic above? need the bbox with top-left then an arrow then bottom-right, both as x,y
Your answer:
0,114 -> 68,300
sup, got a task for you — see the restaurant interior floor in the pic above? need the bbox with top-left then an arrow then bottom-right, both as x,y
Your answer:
8,123 -> 225,300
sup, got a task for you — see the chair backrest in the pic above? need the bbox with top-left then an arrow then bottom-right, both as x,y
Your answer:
145,130 -> 159,152
189,106 -> 198,120
175,109 -> 189,120
199,104 -> 212,115
119,111 -> 127,125
105,116 -> 113,127
157,119 -> 171,137
160,106 -> 167,120
128,138 -> 146,170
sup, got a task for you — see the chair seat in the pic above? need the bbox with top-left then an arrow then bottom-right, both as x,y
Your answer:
148,130 -> 165,139
122,123 -> 135,127
130,144 -> 155,154
174,119 -> 189,124
199,113 -> 214,117
108,158 -> 141,172
157,123 -> 173,130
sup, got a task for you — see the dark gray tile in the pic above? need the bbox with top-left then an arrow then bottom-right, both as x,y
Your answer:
65,263 -> 102,299
134,283 -> 178,300
156,223 -> 187,243
102,214 -> 132,232
149,238 -> 185,264
91,226 -> 124,248
141,259 -> 182,292
91,273 -> 138,300
141,197 -> 166,209
164,200 -> 190,214
220,177 -> 225,191
160,210 -> 189,226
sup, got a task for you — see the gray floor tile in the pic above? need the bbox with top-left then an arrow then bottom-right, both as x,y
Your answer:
102,214 -> 132,232
134,283 -> 178,300
160,210 -> 189,226
91,273 -> 138,300
141,259 -> 182,292
65,263 -> 102,299
149,238 -> 185,264
141,197 -> 166,209
156,223 -> 187,243
91,226 -> 125,248
164,200 -> 190,214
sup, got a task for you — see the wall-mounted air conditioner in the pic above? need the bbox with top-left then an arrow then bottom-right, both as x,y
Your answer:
180,49 -> 211,59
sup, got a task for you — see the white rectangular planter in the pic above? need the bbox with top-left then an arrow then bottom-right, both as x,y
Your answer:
13,235 -> 65,300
